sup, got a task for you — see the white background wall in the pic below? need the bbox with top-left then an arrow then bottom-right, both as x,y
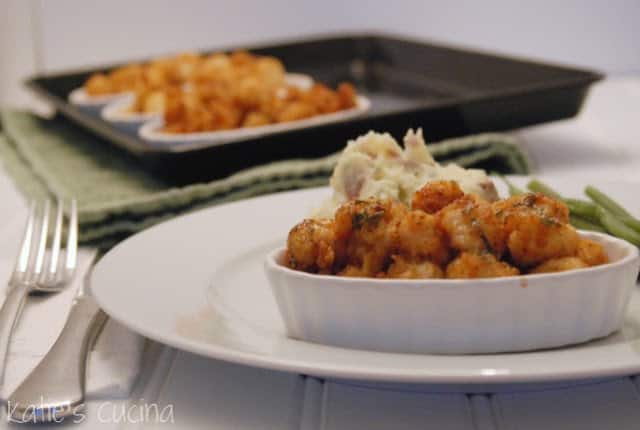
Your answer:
1,0 -> 639,106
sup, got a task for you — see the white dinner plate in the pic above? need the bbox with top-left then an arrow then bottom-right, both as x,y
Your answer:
92,177 -> 640,384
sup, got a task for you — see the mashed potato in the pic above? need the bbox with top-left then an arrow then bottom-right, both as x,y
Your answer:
313,129 -> 498,218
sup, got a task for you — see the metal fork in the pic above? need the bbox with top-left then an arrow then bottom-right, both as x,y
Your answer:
0,198 -> 78,388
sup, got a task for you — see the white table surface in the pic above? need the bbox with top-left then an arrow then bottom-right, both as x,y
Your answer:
1,77 -> 640,429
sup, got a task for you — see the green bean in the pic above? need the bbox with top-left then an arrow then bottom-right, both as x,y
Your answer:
618,215 -> 640,232
596,206 -> 640,246
564,198 -> 600,223
526,179 -> 563,199
586,185 -> 640,233
585,185 -> 631,217
498,175 -> 524,196
569,215 -> 606,233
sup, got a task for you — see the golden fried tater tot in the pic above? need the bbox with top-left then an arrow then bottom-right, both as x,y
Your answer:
303,83 -> 342,114
242,111 -> 271,127
194,54 -> 235,85
230,50 -> 256,67
507,217 -> 579,267
255,57 -> 285,87
143,65 -> 170,89
84,73 -> 113,96
446,252 -> 519,279
200,53 -> 232,71
386,255 -> 444,279
492,193 -> 577,267
412,180 -> 464,214
531,257 -> 588,274
396,210 -> 450,265
575,238 -> 608,266
194,81 -> 234,104
234,76 -> 271,108
334,199 -> 407,276
287,219 -> 336,272
276,101 -> 318,123
207,101 -> 243,130
257,88 -> 297,119
172,52 -> 202,81
495,193 -> 570,226
109,64 -> 145,92
338,264 -> 370,277
142,91 -> 166,113
438,194 -> 507,257
337,82 -> 357,109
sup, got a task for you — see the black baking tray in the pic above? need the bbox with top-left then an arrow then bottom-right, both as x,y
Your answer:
26,32 -> 602,185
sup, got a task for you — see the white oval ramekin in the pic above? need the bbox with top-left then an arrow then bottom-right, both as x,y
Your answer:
68,88 -> 133,118
101,97 -> 161,136
264,231 -> 640,354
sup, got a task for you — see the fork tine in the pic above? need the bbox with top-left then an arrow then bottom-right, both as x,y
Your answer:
64,199 -> 78,280
33,200 -> 51,282
10,201 -> 37,285
45,198 -> 64,284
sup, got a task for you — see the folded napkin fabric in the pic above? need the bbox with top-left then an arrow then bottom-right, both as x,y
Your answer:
0,211 -> 144,400
0,109 -> 530,248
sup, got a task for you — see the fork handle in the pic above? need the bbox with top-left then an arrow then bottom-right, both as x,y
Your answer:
7,297 -> 107,422
0,283 -> 30,387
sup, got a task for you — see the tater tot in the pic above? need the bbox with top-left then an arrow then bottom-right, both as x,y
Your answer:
303,84 -> 342,114
333,199 -> 408,276
575,238 -> 608,266
255,57 -> 285,87
242,111 -> 271,127
194,55 -> 235,85
437,194 -> 507,257
84,73 -> 113,96
506,215 -> 579,268
172,52 -> 202,81
230,50 -> 256,67
531,257 -> 588,274
234,76 -> 268,108
207,101 -> 242,130
143,66 -> 169,89
110,64 -> 144,92
337,82 -> 357,108
200,53 -> 232,73
412,180 -> 464,214
446,253 -> 519,279
276,101 -> 318,122
386,255 -> 444,279
338,265 -> 370,277
492,193 -> 578,268
287,219 -> 336,272
495,193 -> 570,226
142,90 -> 167,113
396,210 -> 450,266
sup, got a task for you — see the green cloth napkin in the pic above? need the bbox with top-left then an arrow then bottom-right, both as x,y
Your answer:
0,109 -> 530,248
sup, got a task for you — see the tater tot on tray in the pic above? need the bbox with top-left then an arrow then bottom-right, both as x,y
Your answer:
82,50 -> 361,134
